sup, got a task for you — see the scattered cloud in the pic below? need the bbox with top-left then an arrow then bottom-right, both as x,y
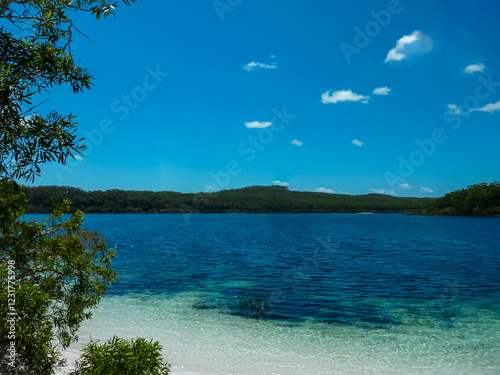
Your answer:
322,90 -> 370,104
469,100 -> 500,114
399,183 -> 412,189
272,180 -> 289,187
420,187 -> 434,193
464,63 -> 485,74
269,54 -> 276,59
384,30 -> 433,63
447,104 -> 462,115
291,139 -> 303,146
245,121 -> 272,129
370,188 -> 395,195
373,86 -> 391,95
73,155 -> 84,161
205,186 -> 214,191
242,61 -> 277,71
315,187 -> 335,194
352,139 -> 364,147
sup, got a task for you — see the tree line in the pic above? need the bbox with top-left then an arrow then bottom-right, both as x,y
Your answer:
22,185 -> 435,214
425,181 -> 500,216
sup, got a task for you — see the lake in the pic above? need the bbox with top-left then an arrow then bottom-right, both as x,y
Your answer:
42,213 -> 500,375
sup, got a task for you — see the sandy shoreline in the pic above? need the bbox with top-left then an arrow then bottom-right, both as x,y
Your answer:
55,345 -> 200,375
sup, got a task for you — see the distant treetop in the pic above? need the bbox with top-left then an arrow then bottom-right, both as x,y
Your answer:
425,181 -> 500,216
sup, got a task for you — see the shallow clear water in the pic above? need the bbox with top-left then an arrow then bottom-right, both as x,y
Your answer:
32,213 -> 500,374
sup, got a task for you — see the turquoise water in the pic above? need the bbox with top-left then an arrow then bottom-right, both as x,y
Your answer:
39,213 -> 500,374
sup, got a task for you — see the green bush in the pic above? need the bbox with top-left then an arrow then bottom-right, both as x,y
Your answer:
0,184 -> 118,374
70,336 -> 171,375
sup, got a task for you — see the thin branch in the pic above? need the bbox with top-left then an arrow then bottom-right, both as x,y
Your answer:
21,98 -> 49,117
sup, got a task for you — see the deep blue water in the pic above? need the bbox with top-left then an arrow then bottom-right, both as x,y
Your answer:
55,213 -> 500,328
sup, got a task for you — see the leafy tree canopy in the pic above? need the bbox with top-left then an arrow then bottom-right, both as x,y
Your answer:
0,2 -> 153,374
0,183 -> 117,373
0,0 -> 135,182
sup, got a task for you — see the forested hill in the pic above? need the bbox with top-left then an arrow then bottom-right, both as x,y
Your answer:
22,185 -> 434,214
424,182 -> 500,216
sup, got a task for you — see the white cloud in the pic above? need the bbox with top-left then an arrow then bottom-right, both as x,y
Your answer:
384,30 -> 433,63
269,54 -> 276,59
322,90 -> 370,104
352,139 -> 364,146
245,121 -> 272,129
291,139 -> 303,146
205,186 -> 214,191
399,183 -> 412,189
373,86 -> 391,95
420,187 -> 434,193
447,104 -> 462,115
242,61 -> 277,71
464,63 -> 485,74
370,188 -> 395,195
315,187 -> 335,194
469,101 -> 500,114
73,155 -> 84,161
272,180 -> 289,187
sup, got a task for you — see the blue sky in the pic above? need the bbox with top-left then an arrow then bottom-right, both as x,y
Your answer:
19,0 -> 500,196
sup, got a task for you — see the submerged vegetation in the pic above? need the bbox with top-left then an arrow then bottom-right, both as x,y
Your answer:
235,290 -> 271,319
22,185 -> 434,214
424,181 -> 500,217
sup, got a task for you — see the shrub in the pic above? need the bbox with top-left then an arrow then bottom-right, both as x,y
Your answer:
70,336 -> 171,375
